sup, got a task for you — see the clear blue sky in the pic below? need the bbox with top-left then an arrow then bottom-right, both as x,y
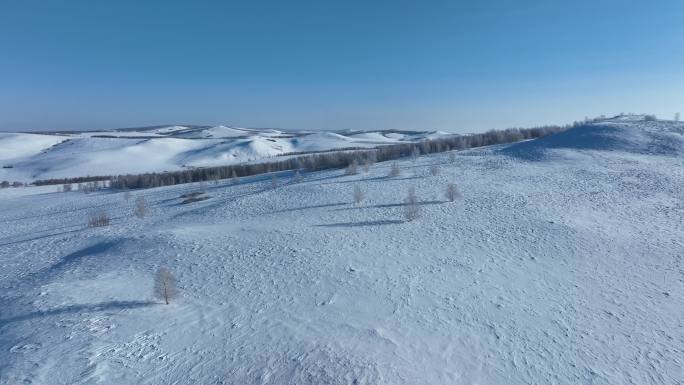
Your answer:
1,0 -> 683,133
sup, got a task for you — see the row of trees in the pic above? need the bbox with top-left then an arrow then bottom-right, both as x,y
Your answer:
34,124 -> 566,190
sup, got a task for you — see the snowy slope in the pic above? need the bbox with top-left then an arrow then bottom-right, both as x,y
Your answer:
0,126 -> 453,182
0,117 -> 682,384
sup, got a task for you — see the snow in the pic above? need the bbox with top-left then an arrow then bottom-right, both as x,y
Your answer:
0,117 -> 682,384
0,126 -> 453,182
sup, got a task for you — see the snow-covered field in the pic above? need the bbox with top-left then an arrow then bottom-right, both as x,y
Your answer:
0,117 -> 682,384
0,126 -> 451,182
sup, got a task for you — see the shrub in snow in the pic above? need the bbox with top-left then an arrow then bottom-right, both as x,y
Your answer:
353,185 -> 364,204
134,196 -> 148,218
445,183 -> 460,202
62,183 -> 73,192
153,267 -> 178,305
389,162 -> 401,177
1,181 -> 10,188
644,114 -> 657,121
429,165 -> 440,176
404,187 -> 420,221
87,210 -> 111,227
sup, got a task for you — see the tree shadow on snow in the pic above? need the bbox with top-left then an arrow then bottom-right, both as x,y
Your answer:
0,300 -> 157,326
268,202 -> 348,214
314,219 -> 404,228
331,200 -> 444,211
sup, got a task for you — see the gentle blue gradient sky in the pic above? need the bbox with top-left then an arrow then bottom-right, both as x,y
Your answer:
1,0 -> 683,133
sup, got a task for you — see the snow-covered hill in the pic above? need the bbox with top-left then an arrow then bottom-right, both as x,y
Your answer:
0,116 -> 682,384
0,126 -> 452,182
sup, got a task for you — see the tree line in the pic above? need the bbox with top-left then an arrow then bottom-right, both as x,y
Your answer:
32,125 -> 567,190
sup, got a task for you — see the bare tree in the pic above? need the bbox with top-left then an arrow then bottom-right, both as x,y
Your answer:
362,160 -> 371,173
345,161 -> 358,175
353,185 -> 364,203
429,165 -> 440,176
153,267 -> 178,305
445,183 -> 460,202
389,162 -> 401,177
410,146 -> 420,161
404,187 -> 420,221
134,196 -> 148,218
87,210 -> 111,227
231,170 -> 240,184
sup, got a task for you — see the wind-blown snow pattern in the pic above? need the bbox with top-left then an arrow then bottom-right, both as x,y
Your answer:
0,116 -> 682,384
0,126 -> 450,182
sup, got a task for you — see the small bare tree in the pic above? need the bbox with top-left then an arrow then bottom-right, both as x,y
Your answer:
134,196 -> 148,218
153,267 -> 178,305
389,162 -> 401,177
410,146 -> 420,162
429,165 -> 440,176
231,170 -> 240,184
345,161 -> 358,175
404,187 -> 420,221
353,185 -> 364,203
294,169 -> 303,183
87,210 -> 111,227
445,183 -> 460,202
362,160 -> 371,174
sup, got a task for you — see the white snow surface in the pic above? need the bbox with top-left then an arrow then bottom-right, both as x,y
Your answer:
0,117 -> 683,384
0,126 -> 451,182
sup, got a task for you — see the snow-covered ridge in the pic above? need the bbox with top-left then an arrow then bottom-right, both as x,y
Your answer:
502,115 -> 684,160
0,126 -> 453,182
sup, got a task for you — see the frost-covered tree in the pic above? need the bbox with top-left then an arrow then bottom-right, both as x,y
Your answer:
353,185 -> 364,203
153,267 -> 178,305
134,196 -> 148,218
345,160 -> 358,175
404,187 -> 420,221
445,183 -> 460,202
389,162 -> 401,177
294,169 -> 303,183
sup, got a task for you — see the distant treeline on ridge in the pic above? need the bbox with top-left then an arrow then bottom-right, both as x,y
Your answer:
33,125 -> 566,189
